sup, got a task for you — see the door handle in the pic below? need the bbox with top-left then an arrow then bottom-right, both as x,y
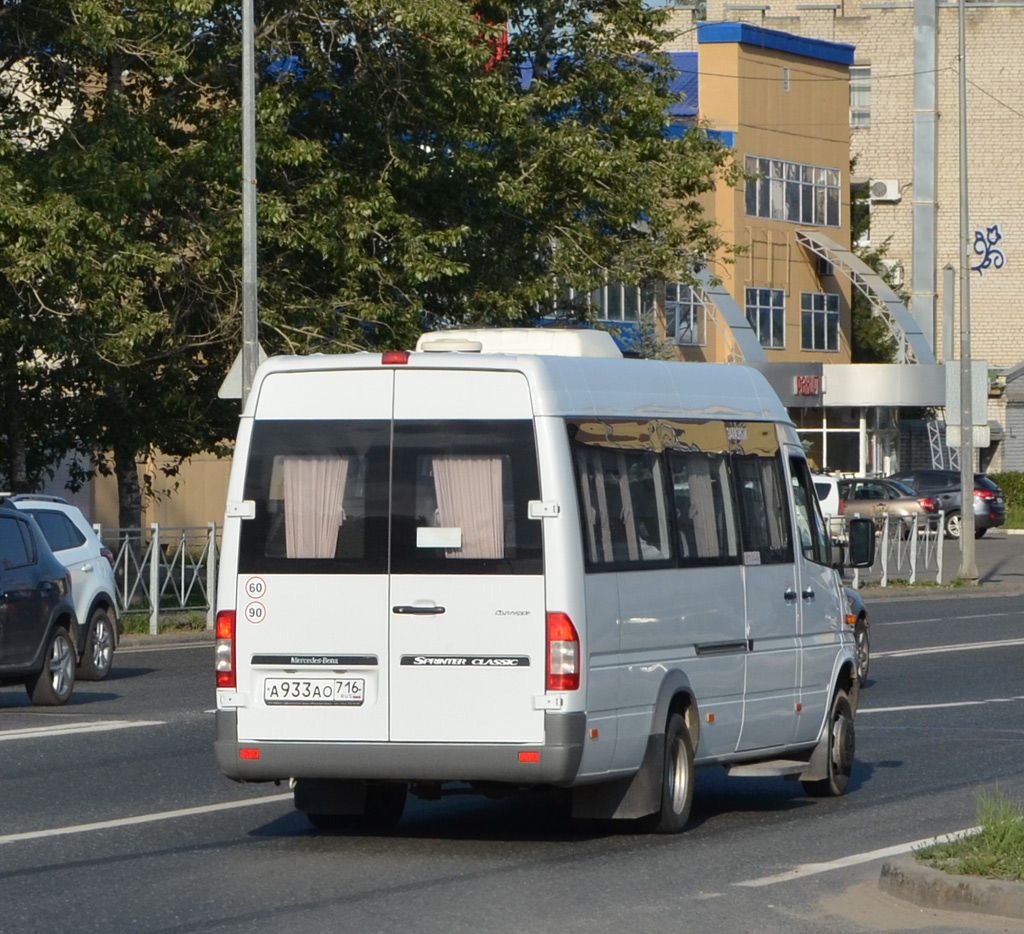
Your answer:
784,588 -> 798,602
392,605 -> 446,615
802,588 -> 815,600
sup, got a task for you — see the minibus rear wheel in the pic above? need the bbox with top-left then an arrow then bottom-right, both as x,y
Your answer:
645,713 -> 694,833
802,689 -> 854,797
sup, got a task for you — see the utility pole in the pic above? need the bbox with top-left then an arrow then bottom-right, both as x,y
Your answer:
957,0 -> 978,580
241,0 -> 259,405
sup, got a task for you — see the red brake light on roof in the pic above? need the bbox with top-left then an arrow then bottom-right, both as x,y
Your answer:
381,350 -> 410,365
546,611 -> 580,691
216,610 -> 236,689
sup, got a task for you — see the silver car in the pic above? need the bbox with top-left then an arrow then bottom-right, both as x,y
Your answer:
11,495 -> 121,680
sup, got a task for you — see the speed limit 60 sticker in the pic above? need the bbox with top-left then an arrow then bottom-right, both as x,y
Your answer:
243,578 -> 268,624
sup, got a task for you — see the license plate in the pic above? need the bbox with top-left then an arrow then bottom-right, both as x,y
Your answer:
264,678 -> 364,706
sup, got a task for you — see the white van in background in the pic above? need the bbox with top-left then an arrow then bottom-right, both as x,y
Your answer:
214,329 -> 875,833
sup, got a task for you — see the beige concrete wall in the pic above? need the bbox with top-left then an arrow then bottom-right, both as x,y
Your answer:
89,451 -> 231,531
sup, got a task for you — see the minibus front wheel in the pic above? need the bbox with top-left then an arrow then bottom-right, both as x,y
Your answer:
802,689 -> 854,798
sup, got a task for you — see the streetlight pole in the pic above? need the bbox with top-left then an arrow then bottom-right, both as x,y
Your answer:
957,0 -> 978,580
241,0 -> 259,405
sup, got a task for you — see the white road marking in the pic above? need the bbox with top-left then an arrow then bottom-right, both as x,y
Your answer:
0,792 -> 294,845
875,637 -> 1024,659
0,720 -> 164,741
735,827 -> 980,888
860,695 -> 1024,714
881,611 -> 1018,627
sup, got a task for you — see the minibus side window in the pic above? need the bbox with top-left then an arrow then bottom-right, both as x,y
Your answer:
732,453 -> 793,565
789,455 -> 830,565
668,451 -> 740,564
573,445 -> 671,567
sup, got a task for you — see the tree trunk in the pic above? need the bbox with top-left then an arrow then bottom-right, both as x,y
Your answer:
115,447 -> 143,530
2,363 -> 29,492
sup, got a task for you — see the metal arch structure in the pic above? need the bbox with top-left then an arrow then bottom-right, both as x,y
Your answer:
795,230 -> 936,365
692,265 -> 767,364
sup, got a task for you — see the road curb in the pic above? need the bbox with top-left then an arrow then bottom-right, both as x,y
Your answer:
879,856 -> 1024,921
120,630 -> 214,648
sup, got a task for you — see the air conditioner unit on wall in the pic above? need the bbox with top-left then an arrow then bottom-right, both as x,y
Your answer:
869,179 -> 901,203
879,258 -> 904,287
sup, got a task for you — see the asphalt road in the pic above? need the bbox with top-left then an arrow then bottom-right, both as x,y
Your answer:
3,559 -> 1024,933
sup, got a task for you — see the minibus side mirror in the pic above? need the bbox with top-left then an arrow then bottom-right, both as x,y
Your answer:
844,517 -> 876,569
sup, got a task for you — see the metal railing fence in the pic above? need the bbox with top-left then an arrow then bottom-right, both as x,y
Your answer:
93,523 -> 219,635
837,511 -> 946,589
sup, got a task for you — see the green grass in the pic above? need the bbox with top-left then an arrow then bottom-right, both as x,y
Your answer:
916,789 -> 1024,882
120,611 -> 210,635
1005,505 -> 1024,529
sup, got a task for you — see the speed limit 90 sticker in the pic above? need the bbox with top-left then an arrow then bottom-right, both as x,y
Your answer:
244,577 -> 267,624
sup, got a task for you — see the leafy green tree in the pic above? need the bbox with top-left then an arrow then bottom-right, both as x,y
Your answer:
0,0 -> 736,525
250,0 -> 738,350
0,0 -> 242,522
850,172 -> 900,363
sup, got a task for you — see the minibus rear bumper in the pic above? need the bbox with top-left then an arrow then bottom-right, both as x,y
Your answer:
215,709 -> 586,786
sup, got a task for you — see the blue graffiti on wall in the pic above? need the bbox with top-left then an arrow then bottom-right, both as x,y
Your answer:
971,224 -> 1005,275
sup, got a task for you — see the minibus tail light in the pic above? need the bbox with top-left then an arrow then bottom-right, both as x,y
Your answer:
216,610 -> 236,689
382,350 -> 410,365
546,612 -> 580,691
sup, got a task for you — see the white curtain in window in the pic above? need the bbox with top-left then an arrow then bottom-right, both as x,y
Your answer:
687,457 -> 719,558
282,456 -> 349,558
432,456 -> 504,559
760,459 -> 787,550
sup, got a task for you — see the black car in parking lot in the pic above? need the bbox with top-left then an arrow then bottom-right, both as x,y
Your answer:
0,497 -> 79,705
886,469 -> 1005,539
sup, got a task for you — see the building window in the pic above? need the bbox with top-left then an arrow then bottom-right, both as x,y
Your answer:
745,287 -> 785,349
801,292 -> 840,352
744,156 -> 840,227
850,66 -> 871,128
592,280 -> 641,323
665,282 -> 705,345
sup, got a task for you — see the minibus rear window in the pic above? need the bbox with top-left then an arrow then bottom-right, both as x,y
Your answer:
239,420 -> 390,574
390,420 -> 542,575
238,419 -> 542,575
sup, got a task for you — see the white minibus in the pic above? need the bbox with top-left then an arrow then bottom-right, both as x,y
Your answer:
214,329 -> 875,833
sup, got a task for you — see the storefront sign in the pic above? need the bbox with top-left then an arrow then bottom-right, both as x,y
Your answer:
794,374 -> 822,397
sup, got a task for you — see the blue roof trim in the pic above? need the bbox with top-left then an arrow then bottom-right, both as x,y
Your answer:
697,22 -> 854,66
707,128 -> 734,147
666,52 -> 698,117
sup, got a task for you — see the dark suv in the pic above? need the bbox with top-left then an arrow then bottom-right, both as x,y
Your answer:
887,469 -> 1005,539
0,498 -> 79,705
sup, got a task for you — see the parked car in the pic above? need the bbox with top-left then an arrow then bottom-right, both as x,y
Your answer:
886,469 -> 1005,540
845,587 -> 869,686
838,477 -> 939,536
10,495 -> 120,680
812,474 -> 842,519
0,497 -> 79,705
